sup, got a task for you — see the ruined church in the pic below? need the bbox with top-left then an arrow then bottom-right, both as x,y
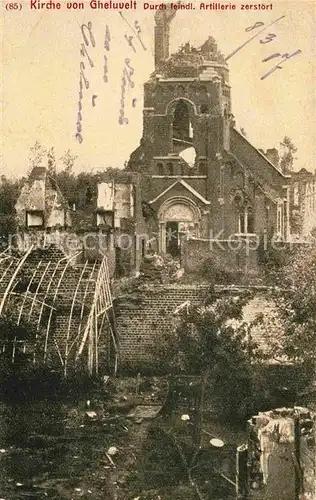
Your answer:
0,10 -> 309,375
127,10 -> 290,263
12,10 -> 294,278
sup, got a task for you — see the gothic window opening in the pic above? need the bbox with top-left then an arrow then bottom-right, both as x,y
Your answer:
167,162 -> 174,176
130,184 -> 136,218
293,184 -> 299,206
235,172 -> 245,189
157,163 -> 164,176
172,100 -> 193,143
199,162 -> 207,175
238,207 -> 254,234
219,165 -> 225,200
277,204 -> 283,236
96,211 -> 114,229
139,238 -> 146,258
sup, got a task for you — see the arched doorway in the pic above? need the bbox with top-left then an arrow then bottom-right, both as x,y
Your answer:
158,197 -> 201,256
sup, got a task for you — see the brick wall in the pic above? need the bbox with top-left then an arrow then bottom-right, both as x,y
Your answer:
115,285 -> 293,369
230,129 -> 288,189
181,238 -> 261,282
116,284 -> 210,366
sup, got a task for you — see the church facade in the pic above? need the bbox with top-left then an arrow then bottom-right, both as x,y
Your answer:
11,11 -> 294,279
127,11 -> 291,263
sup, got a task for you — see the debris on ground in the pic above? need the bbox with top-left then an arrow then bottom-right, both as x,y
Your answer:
0,375 -> 245,500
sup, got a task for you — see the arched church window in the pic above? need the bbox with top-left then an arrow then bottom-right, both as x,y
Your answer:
238,206 -> 254,234
172,100 -> 192,142
219,165 -> 225,199
157,163 -> 164,175
239,211 -> 245,234
199,162 -> 207,175
167,162 -> 174,176
235,172 -> 244,189
247,207 -> 254,233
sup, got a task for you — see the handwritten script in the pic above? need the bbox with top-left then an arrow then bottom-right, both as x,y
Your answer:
75,14 -> 302,141
117,11 -> 146,125
225,16 -> 302,80
75,14 -> 146,141
75,22 -> 97,144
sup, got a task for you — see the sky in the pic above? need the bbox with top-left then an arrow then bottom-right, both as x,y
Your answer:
1,0 -> 315,178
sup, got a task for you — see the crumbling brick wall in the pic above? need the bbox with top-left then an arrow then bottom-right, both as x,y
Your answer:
181,238 -> 261,281
115,284 -> 210,366
241,407 -> 315,500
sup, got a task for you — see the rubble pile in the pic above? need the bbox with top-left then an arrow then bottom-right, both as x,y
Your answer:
139,253 -> 182,284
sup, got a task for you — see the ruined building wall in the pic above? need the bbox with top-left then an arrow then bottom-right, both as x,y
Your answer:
243,407 -> 315,500
181,238 -> 260,280
115,284 -> 209,367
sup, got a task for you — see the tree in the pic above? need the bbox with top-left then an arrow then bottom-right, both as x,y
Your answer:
156,291 -> 263,423
60,149 -> 78,174
47,147 -> 56,176
279,136 -> 297,174
28,141 -> 47,171
0,176 -> 22,240
272,245 -> 316,371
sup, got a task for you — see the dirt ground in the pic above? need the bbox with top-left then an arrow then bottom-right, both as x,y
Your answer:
0,376 -> 245,500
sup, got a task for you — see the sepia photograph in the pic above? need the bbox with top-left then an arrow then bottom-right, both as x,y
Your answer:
0,0 -> 315,498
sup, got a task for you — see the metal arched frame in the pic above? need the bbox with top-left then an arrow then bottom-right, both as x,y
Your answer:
157,196 -> 201,253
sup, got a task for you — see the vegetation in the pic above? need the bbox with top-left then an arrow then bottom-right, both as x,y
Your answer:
0,142 -> 124,240
272,245 -> 316,370
153,240 -> 316,422
257,232 -> 292,283
198,255 -> 244,284
0,313 -> 102,400
279,135 -> 297,173
256,240 -> 316,386
153,291 -> 266,423
0,175 -> 22,240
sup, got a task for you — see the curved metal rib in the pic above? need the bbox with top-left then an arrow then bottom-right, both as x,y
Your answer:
0,245 -> 34,316
63,261 -> 89,374
44,252 -> 81,363
28,261 -> 51,322
17,260 -> 42,325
